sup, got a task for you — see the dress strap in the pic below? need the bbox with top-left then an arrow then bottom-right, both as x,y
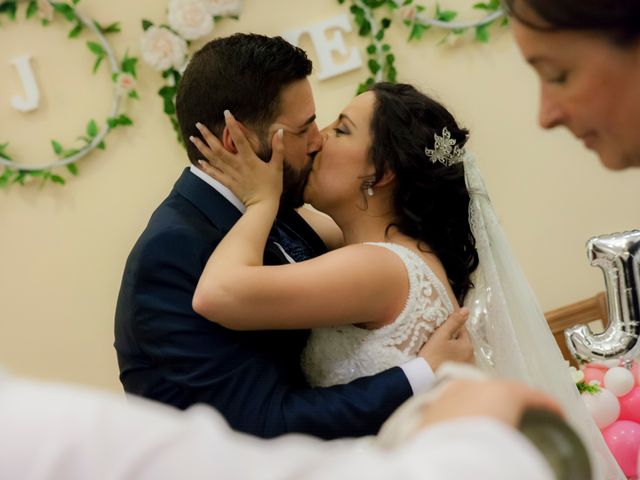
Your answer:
364,242 -> 454,313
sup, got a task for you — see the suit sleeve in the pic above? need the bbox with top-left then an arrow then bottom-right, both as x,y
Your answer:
125,227 -> 413,439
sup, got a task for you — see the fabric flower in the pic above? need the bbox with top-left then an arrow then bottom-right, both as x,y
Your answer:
140,26 -> 188,71
37,0 -> 54,22
205,0 -> 243,17
168,0 -> 214,41
114,73 -> 137,95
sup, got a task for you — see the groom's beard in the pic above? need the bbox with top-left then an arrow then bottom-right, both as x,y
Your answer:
256,142 -> 314,210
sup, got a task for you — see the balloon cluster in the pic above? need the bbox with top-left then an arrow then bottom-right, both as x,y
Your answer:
579,360 -> 640,476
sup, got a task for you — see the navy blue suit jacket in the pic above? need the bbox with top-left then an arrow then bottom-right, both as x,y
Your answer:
115,168 -> 412,439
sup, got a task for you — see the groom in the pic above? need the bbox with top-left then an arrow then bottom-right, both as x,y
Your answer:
114,33 -> 473,439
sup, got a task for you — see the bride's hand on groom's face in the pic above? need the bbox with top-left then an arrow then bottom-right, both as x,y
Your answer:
418,308 -> 475,371
190,112 -> 285,208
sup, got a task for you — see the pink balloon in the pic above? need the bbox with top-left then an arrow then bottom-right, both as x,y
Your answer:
619,387 -> 640,423
583,363 -> 608,386
602,420 -> 640,476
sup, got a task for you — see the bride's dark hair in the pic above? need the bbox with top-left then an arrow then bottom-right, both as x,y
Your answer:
367,82 -> 478,303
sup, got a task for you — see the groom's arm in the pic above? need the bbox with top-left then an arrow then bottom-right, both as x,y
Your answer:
279,367 -> 413,438
275,312 -> 475,438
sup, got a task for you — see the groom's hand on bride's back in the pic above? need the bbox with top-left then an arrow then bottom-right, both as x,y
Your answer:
419,308 -> 474,371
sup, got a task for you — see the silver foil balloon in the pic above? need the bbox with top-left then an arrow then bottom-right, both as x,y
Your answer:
565,230 -> 640,362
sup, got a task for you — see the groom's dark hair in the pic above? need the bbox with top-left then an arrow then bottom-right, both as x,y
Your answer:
176,33 -> 313,165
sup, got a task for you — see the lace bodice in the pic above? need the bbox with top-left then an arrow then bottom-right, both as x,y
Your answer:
301,242 -> 455,387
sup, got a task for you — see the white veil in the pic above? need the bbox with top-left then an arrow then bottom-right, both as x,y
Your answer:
463,152 -> 625,479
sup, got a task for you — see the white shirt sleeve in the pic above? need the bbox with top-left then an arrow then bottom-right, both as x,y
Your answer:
400,357 -> 436,394
0,374 -> 553,480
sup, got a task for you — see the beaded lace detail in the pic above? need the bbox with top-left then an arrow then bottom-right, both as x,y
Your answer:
301,242 -> 455,387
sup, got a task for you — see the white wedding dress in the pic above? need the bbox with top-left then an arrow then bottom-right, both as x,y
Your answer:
300,153 -> 624,479
301,242 -> 455,387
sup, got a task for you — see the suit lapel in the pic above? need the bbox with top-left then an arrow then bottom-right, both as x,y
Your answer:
172,167 -> 327,261
173,168 -> 242,232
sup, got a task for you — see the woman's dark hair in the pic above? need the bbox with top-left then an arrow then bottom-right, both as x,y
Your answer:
503,0 -> 640,46
176,33 -> 312,165
367,83 -> 478,304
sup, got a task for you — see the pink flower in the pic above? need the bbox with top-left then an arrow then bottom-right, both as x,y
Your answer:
115,73 -> 136,95
400,6 -> 416,21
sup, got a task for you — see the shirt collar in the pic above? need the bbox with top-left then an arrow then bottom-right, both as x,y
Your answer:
189,165 -> 246,214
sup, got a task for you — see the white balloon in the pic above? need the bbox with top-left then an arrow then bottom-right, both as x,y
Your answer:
581,388 -> 620,429
604,367 -> 636,397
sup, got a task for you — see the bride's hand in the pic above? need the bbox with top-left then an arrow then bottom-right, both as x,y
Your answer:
190,111 -> 284,208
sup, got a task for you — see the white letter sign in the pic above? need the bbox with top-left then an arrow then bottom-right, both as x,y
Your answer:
283,14 -> 363,81
10,54 -> 41,112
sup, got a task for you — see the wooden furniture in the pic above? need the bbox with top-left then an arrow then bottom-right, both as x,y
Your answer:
544,292 -> 608,366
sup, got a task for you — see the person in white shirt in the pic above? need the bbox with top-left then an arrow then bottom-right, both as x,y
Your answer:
0,367 -> 558,480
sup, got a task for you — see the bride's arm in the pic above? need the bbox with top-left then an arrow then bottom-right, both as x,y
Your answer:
190,116 -> 406,331
194,242 -> 408,331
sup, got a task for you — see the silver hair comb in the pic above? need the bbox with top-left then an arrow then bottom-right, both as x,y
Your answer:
425,127 -> 465,166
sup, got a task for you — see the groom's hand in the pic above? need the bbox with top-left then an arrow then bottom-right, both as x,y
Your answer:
418,308 -> 474,371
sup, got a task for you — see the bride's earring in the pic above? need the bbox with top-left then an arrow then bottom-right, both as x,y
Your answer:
367,186 -> 374,197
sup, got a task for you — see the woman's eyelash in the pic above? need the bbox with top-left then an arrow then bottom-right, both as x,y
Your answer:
545,71 -> 568,84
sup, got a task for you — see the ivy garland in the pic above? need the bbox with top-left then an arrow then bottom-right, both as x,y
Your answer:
339,0 -> 506,93
146,0 -> 505,145
0,0 -> 138,188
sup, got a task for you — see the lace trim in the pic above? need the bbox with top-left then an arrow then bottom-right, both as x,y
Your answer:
301,242 -> 457,387
363,242 -> 454,354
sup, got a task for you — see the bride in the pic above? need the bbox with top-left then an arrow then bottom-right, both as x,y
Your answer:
192,81 -> 620,478
192,82 -> 478,387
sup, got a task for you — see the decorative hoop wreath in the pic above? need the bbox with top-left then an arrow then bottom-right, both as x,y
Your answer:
143,0 -> 505,145
344,0 -> 506,93
0,0 -> 138,187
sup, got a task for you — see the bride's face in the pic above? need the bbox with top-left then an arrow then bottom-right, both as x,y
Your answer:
304,92 -> 376,213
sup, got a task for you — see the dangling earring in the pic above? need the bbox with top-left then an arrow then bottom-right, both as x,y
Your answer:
367,186 -> 374,197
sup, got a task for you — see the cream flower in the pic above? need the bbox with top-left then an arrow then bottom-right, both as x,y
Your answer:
115,73 -> 137,95
140,26 -> 188,71
569,366 -> 585,384
205,0 -> 243,17
37,0 -> 54,22
168,0 -> 214,41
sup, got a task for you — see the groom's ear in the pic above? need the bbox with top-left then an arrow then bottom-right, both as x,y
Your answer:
221,121 -> 260,154
221,126 -> 238,154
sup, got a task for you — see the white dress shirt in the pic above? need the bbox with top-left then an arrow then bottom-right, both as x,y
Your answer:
189,166 -> 435,393
0,371 -> 553,480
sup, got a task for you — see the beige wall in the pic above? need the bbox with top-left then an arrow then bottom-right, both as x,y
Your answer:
1,0 -> 639,391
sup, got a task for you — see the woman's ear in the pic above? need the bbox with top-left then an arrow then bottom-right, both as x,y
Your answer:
375,169 -> 396,188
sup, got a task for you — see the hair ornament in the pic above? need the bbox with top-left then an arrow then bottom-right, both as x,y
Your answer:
425,127 -> 465,167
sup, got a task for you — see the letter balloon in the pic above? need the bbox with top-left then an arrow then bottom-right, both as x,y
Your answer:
565,230 -> 640,362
